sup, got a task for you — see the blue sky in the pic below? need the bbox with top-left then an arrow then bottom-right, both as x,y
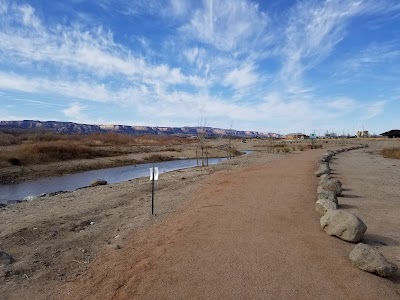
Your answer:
0,0 -> 399,135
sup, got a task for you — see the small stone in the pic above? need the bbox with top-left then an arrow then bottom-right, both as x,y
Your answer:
349,243 -> 398,277
90,179 -> 107,187
0,251 -> 15,266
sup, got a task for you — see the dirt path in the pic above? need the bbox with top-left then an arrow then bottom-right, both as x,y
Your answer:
54,149 -> 398,299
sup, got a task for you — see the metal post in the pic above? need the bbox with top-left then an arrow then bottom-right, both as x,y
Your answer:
151,165 -> 155,215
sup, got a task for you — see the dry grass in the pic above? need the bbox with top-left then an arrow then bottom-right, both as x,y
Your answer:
381,147 -> 400,159
0,130 -> 195,146
0,131 -> 195,167
298,145 -> 306,151
2,141 -> 118,166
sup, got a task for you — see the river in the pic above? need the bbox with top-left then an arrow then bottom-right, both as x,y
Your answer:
0,157 -> 228,204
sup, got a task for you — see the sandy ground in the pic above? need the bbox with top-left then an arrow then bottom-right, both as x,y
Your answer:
1,139 -> 399,299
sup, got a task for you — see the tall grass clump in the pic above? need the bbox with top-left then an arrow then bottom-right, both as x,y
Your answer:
16,141 -> 113,164
381,147 -> 400,159
0,132 -> 18,146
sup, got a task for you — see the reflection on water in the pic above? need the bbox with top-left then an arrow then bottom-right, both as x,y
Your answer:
0,158 -> 226,203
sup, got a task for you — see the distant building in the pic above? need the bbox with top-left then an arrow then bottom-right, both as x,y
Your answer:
380,129 -> 400,138
356,130 -> 369,138
284,133 -> 309,139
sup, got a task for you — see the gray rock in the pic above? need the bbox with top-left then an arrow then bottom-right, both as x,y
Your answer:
320,210 -> 367,242
321,152 -> 333,162
317,190 -> 338,204
90,179 -> 107,187
319,174 -> 331,182
315,163 -> 330,177
349,243 -> 398,277
315,199 -> 337,215
319,176 -> 332,186
23,195 -> 38,201
320,178 -> 342,196
0,251 -> 15,266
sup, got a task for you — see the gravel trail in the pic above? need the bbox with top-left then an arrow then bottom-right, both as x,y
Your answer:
58,149 -> 399,300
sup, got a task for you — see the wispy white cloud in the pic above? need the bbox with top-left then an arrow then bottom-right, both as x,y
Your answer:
169,0 -> 190,16
62,102 -> 87,121
338,40 -> 400,77
0,2 -> 207,90
180,0 -> 269,52
281,1 -> 361,87
363,100 -> 386,119
18,3 -> 41,29
326,97 -> 357,111
279,0 -> 400,93
223,64 -> 259,89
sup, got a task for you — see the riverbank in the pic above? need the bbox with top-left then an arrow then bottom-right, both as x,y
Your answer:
0,140 -> 236,184
1,139 -> 399,299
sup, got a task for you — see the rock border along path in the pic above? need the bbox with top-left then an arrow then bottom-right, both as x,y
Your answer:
56,148 -> 399,300
314,145 -> 398,278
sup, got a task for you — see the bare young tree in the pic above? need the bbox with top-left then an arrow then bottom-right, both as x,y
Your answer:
197,118 -> 209,166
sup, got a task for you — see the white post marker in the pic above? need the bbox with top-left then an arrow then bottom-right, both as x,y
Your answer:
149,167 -> 159,180
149,166 -> 159,215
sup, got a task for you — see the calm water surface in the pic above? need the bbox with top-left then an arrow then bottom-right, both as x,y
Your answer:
0,158 -> 227,203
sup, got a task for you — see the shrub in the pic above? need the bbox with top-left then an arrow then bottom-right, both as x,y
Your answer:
381,147 -> 400,159
8,157 -> 22,166
0,132 -> 17,146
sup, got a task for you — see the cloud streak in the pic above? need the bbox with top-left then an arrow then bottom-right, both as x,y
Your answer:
0,0 -> 399,133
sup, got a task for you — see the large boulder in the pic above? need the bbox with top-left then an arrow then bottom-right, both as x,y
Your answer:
319,178 -> 342,196
315,163 -> 330,177
315,199 -> 337,215
90,179 -> 107,187
320,210 -> 367,242
349,243 -> 398,277
0,251 -> 15,266
317,190 -> 338,204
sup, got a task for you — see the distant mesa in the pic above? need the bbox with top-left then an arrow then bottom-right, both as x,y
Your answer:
0,120 -> 279,138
